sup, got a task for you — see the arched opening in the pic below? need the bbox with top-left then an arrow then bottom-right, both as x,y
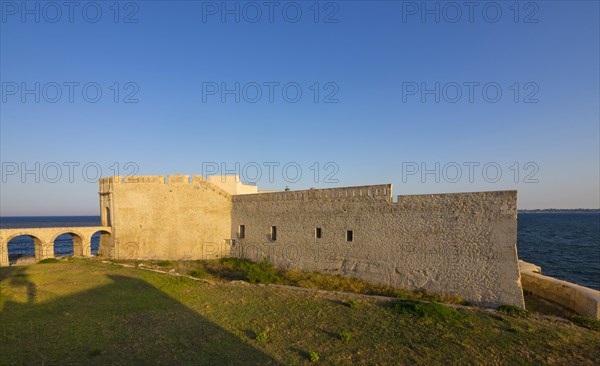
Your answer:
91,230 -> 111,257
7,234 -> 43,265
53,233 -> 84,258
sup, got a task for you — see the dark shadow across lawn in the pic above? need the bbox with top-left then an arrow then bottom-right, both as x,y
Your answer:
0,266 -> 280,365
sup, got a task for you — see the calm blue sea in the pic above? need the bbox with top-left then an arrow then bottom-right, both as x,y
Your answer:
1,213 -> 599,290
517,212 -> 599,290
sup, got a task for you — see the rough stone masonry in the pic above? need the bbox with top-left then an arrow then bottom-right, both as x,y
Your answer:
96,175 -> 524,308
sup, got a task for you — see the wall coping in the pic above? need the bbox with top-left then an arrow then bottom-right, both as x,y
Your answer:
98,175 -> 231,197
519,260 -> 600,319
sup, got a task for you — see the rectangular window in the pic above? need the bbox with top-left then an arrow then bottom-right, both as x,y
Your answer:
315,227 -> 322,239
239,225 -> 245,239
271,226 -> 277,241
346,230 -> 353,242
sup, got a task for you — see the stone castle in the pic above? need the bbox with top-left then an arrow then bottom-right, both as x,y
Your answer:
4,173 -> 598,317
96,174 -> 524,308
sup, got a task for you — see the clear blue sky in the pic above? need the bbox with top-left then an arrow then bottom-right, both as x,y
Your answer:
1,0 -> 599,215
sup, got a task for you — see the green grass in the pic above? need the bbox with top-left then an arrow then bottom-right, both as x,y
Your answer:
343,299 -> 358,308
37,258 -> 59,264
388,300 -> 464,324
572,316 -> 600,331
498,304 -> 532,319
189,269 -> 209,279
1,259 -> 598,365
154,260 -> 173,267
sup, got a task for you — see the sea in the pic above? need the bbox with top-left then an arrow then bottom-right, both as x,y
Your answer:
517,212 -> 599,291
1,213 -> 599,290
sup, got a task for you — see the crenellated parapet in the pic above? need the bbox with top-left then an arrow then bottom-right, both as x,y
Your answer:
99,175 -> 231,197
232,184 -> 392,203
394,190 -> 518,219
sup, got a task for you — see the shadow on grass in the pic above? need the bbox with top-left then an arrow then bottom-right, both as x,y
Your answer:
0,266 -> 281,365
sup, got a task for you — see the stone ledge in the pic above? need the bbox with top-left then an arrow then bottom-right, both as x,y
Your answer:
519,260 -> 600,319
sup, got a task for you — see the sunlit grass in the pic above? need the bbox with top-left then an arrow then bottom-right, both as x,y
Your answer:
1,259 -> 598,365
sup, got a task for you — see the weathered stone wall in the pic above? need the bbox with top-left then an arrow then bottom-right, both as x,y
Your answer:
99,174 -> 523,308
231,186 -> 524,308
99,175 -> 232,260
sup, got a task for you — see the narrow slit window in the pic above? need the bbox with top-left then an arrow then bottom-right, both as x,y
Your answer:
239,225 -> 245,239
271,226 -> 277,241
346,230 -> 353,242
315,227 -> 322,239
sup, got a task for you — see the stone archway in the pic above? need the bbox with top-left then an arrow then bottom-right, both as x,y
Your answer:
51,232 -> 85,258
91,230 -> 112,257
5,234 -> 45,265
0,226 -> 112,266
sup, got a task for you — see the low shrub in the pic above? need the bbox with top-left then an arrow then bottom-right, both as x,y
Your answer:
389,300 -> 463,323
246,258 -> 279,284
309,351 -> 320,362
497,304 -> 530,318
219,257 -> 280,284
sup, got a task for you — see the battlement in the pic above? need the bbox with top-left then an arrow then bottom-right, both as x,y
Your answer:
98,175 -> 230,197
394,190 -> 518,216
232,184 -> 392,203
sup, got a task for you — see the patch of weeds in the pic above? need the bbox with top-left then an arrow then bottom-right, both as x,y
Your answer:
255,331 -> 268,342
220,257 -> 280,284
339,331 -> 352,342
38,258 -> 59,264
571,316 -> 600,331
388,300 -> 463,323
189,269 -> 208,279
343,299 -> 358,308
213,260 -> 462,305
309,351 -> 320,362
246,258 -> 280,284
497,304 -> 530,318
155,260 -> 173,267
413,289 -> 443,302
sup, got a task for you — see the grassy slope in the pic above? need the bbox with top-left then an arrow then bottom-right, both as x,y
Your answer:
0,259 -> 598,365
